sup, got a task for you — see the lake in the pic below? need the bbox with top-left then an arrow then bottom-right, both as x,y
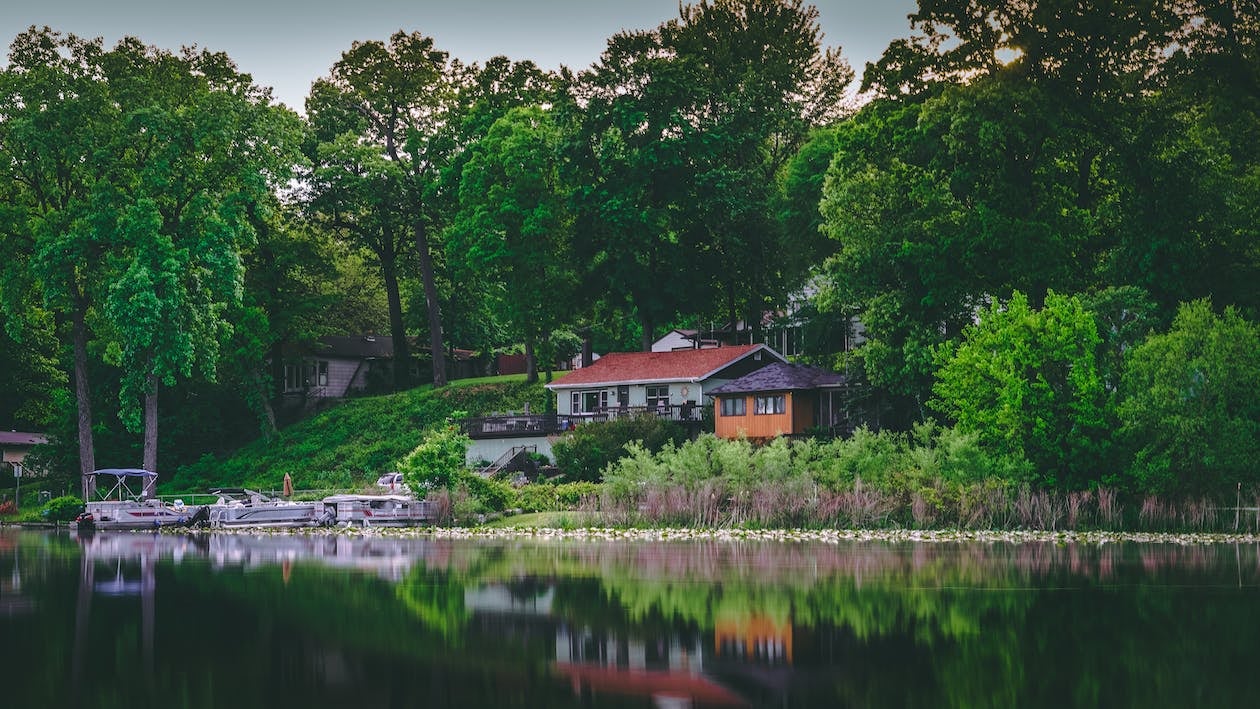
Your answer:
1,527 -> 1258,707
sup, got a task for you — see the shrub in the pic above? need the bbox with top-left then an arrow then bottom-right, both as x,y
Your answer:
552,415 -> 686,482
459,472 -> 515,512
1118,300 -> 1260,496
40,495 -> 84,522
397,421 -> 471,490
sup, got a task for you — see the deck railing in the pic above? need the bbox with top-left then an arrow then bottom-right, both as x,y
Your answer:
460,404 -> 706,439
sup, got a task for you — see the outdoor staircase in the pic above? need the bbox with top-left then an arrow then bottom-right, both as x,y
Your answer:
477,445 -> 537,478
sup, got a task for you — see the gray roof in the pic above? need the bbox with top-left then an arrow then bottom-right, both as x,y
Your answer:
708,363 -> 848,395
312,335 -> 396,359
0,431 -> 47,446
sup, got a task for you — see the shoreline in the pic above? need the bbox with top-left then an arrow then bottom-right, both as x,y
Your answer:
171,525 -> 1260,545
10,521 -> 1260,544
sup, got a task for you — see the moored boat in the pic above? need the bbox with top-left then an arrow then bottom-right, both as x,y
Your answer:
321,494 -> 434,527
74,469 -> 203,530
205,489 -> 329,528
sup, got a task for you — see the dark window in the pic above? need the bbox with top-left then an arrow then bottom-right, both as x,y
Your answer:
754,395 -> 785,415
646,385 -> 670,411
720,397 -> 746,417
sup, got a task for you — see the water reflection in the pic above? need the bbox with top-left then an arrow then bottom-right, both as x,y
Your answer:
2,528 -> 1260,707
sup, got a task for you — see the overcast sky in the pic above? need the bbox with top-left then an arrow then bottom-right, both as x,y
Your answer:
1,0 -> 918,112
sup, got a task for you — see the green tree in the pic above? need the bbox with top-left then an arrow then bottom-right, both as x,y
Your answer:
568,0 -> 851,348
91,38 -> 302,476
0,28 -> 116,484
308,32 -> 469,386
304,131 -> 414,391
449,106 -> 573,382
931,291 -> 1108,488
1118,300 -> 1260,496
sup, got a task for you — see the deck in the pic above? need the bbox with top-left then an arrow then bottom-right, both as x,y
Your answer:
460,405 -> 706,439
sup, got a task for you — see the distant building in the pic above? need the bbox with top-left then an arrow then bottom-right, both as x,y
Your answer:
1,430 -> 47,474
281,335 -> 485,399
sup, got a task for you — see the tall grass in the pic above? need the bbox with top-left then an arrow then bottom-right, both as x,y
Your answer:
591,428 -> 1259,533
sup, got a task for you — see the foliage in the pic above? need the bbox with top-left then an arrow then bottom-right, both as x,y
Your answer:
307,32 -> 462,385
448,105 -> 574,381
551,415 -> 688,482
515,482 -> 601,512
397,420 -> 471,490
458,473 -> 515,513
566,0 -> 851,346
932,291 -> 1108,488
39,495 -> 84,522
1118,300 -> 1260,496
167,378 -> 546,492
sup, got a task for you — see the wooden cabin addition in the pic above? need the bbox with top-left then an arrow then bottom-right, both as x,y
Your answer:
710,363 -> 851,441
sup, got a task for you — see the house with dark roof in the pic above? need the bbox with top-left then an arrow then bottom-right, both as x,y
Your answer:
282,335 -> 485,399
708,362 -> 852,440
1,430 -> 47,474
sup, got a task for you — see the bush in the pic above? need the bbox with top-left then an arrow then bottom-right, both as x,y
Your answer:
1119,300 -> 1260,496
40,495 -> 84,522
515,481 -> 601,512
397,421 -> 471,490
459,472 -> 515,512
552,415 -> 687,482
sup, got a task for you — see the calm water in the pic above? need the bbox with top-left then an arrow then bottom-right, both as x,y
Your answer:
2,529 -> 1259,708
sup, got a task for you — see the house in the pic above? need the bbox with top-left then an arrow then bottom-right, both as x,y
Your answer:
651,329 -> 719,352
546,344 -> 785,421
1,430 -> 47,475
283,335 -> 486,399
708,362 -> 852,440
460,345 -> 784,466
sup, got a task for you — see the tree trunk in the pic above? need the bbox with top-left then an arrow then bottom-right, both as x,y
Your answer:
524,334 -> 538,384
142,375 -> 158,497
381,247 -> 411,391
639,313 -> 655,352
581,326 -> 593,367
253,370 -> 277,438
412,219 -> 447,386
71,296 -> 96,501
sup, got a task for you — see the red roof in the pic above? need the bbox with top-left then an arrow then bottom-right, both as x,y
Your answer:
547,344 -> 774,388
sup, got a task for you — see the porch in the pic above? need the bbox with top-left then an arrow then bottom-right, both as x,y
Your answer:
460,404 -> 706,440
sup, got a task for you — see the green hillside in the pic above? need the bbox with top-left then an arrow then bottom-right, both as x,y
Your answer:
166,376 -> 549,493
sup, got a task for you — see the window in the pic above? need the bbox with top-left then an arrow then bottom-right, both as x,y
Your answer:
302,360 -> 329,388
573,390 -> 609,413
646,385 -> 670,411
284,363 -> 302,392
720,397 -> 746,417
754,394 -> 785,415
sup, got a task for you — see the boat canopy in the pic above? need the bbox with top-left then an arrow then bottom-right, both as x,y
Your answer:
91,468 -> 157,478
89,469 -> 158,501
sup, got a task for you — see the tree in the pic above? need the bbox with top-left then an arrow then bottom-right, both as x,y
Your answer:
0,28 -> 301,488
0,28 -> 116,487
304,131 -> 414,391
931,291 -> 1108,488
568,0 -> 851,348
90,38 -> 302,477
1118,300 -> 1260,496
449,106 -> 574,382
308,32 -> 468,386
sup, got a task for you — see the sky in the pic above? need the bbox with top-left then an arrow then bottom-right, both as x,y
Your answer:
1,0 -> 919,112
